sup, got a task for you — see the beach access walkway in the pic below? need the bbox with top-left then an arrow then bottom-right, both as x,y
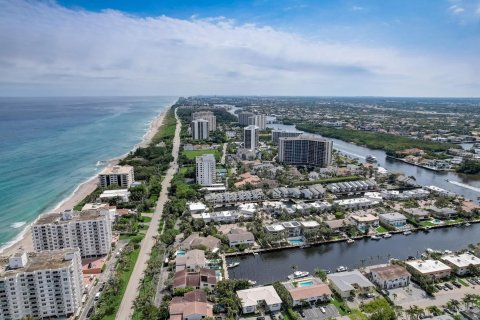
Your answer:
116,108 -> 181,320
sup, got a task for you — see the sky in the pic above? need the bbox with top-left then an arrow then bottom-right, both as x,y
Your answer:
0,0 -> 479,97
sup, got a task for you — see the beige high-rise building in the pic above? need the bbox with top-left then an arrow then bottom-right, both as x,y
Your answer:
192,111 -> 216,131
278,134 -> 333,167
195,154 -> 216,186
191,119 -> 209,140
247,114 -> 267,130
98,165 -> 134,188
0,249 -> 83,320
32,209 -> 112,258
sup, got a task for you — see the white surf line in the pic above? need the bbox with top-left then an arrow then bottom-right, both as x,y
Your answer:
334,147 -> 367,160
448,180 -> 480,193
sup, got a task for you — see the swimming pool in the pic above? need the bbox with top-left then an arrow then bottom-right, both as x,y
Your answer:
298,280 -> 314,287
175,250 -> 186,256
288,239 -> 304,244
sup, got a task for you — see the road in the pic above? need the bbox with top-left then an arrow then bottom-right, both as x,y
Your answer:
78,240 -> 129,320
116,108 -> 182,320
220,142 -> 227,165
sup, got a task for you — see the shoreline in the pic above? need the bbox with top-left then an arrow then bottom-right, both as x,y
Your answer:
0,106 -> 170,256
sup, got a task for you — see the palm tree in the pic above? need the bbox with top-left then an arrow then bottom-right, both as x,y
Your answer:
406,305 -> 422,320
426,305 -> 441,316
447,299 -> 460,311
462,293 -> 477,309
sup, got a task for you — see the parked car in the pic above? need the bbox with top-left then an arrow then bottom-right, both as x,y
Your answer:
444,283 -> 454,290
320,307 -> 326,313
452,281 -> 461,288
435,284 -> 444,290
86,306 -> 94,318
299,310 -> 305,318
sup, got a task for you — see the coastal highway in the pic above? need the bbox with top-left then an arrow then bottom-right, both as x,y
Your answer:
116,108 -> 182,320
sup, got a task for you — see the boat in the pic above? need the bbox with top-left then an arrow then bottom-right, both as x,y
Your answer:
248,280 -> 257,285
336,266 -> 348,272
227,262 -> 240,268
300,244 -> 311,249
366,155 -> 377,163
288,271 -> 310,280
464,222 -> 471,227
252,252 -> 258,256
383,233 -> 392,238
346,238 -> 355,244
423,227 -> 430,233
370,235 -> 382,240
403,230 -> 412,235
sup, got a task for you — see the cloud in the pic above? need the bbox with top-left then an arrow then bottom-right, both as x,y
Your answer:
0,0 -> 478,97
449,4 -> 465,14
351,6 -> 365,11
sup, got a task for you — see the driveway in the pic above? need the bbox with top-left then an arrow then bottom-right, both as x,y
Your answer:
302,304 -> 339,320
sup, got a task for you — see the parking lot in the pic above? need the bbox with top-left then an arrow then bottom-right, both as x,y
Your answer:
301,304 -> 339,320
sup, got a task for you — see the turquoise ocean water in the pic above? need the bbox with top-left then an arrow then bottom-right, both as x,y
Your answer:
0,96 -> 176,248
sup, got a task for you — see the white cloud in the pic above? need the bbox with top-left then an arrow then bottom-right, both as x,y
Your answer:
351,6 -> 365,11
0,0 -> 478,97
449,4 -> 465,13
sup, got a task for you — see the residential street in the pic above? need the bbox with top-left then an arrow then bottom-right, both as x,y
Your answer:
116,108 -> 181,320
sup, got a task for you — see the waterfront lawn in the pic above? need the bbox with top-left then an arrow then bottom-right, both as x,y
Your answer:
182,149 -> 220,160
445,218 -> 464,225
375,226 -> 389,233
419,220 -> 436,227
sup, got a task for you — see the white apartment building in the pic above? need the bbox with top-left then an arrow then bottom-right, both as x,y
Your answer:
195,154 -> 216,186
98,165 -> 134,188
244,125 -> 259,150
32,209 -> 112,258
247,114 -> 267,130
237,286 -> 282,314
0,249 -> 83,320
406,260 -> 452,279
192,111 -> 217,131
370,265 -> 411,289
191,119 -> 209,140
442,253 -> 480,276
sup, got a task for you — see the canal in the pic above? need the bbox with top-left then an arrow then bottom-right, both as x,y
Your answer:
227,223 -> 480,284
268,123 -> 480,201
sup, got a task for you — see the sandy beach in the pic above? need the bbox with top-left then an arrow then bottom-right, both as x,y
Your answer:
0,108 -> 168,257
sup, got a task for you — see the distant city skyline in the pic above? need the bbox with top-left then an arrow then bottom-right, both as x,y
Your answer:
0,0 -> 479,97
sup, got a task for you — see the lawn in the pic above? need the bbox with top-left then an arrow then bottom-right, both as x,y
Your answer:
376,226 -> 389,233
182,149 -> 220,160
94,246 -> 141,320
457,278 -> 470,287
141,215 -> 152,223
331,296 -> 351,316
349,309 -> 368,320
419,220 -> 436,227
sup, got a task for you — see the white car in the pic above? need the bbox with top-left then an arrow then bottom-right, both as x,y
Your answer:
320,307 -> 326,313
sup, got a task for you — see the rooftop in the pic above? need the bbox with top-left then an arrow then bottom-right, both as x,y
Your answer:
442,253 -> 480,268
35,209 -> 107,225
99,165 -> 133,175
237,286 -> 282,308
327,270 -> 374,292
300,221 -> 320,228
370,265 -> 410,280
0,249 -> 79,277
379,212 -> 407,221
350,213 -> 378,222
406,259 -> 451,274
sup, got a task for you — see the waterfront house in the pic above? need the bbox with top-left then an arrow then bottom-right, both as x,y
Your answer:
173,268 -> 217,290
405,260 -> 451,280
403,208 -> 431,221
169,290 -> 213,320
324,219 -> 351,233
350,213 -> 379,232
425,186 -> 455,197
404,188 -> 430,199
180,233 -> 221,252
175,249 -> 206,272
282,277 -> 332,307
327,270 -> 375,298
227,229 -> 255,247
300,220 -> 320,231
427,207 -> 458,220
442,253 -> 480,276
237,286 -> 282,314
379,212 -> 407,229
265,224 -> 286,236
370,265 -> 411,289
282,221 -> 302,237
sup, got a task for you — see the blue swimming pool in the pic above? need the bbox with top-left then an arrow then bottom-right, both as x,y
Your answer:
175,250 -> 186,256
288,239 -> 303,244
298,280 -> 314,287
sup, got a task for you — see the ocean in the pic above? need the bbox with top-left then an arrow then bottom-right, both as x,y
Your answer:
0,96 -> 176,248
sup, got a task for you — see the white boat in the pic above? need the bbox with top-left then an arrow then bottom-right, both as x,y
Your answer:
403,230 -> 412,235
336,266 -> 348,272
227,262 -> 240,268
248,280 -> 257,285
288,271 -> 309,280
464,222 -> 471,227
383,233 -> 392,238
370,235 -> 382,240
252,252 -> 258,256
346,238 -> 355,244
366,155 -> 378,163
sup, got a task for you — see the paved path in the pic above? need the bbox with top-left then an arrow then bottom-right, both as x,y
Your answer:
220,142 -> 227,165
116,108 -> 181,320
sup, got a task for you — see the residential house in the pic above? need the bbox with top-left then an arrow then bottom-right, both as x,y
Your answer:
379,212 -> 407,229
169,290 -> 213,320
428,207 -> 458,220
370,265 -> 411,289
180,233 -> 221,252
227,229 -> 255,247
175,249 -> 206,272
403,208 -> 431,221
282,278 -> 332,307
324,219 -> 351,233
237,286 -> 282,314
327,270 -> 375,298
173,268 -> 217,290
350,213 -> 379,232
406,260 -> 452,280
282,221 -> 302,237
